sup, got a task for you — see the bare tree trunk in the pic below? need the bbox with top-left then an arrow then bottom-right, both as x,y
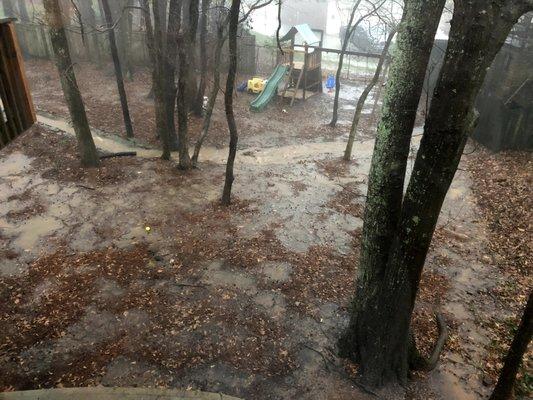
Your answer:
183,0 -> 199,106
338,0 -> 445,386
341,0 -> 532,389
192,23 -> 224,166
78,0 -> 103,67
1,0 -> 14,17
141,0 -> 155,98
490,291 -> 533,400
175,0 -> 199,169
43,0 -> 100,167
329,0 -> 362,128
59,0 -> 72,26
164,0 -> 181,151
193,0 -> 210,116
176,34 -> 192,168
101,0 -> 134,138
221,0 -> 240,205
370,61 -> 389,119
151,0 -> 172,159
16,0 -> 29,21
343,27 -> 396,161
123,0 -> 134,78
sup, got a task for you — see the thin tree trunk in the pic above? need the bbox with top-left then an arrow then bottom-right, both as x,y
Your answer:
341,0 -> 532,389
16,0 -> 29,21
164,0 -> 181,151
192,23 -> 224,166
141,0 -> 156,98
79,0 -> 103,67
329,0 -> 362,128
43,0 -> 100,167
193,0 -> 210,116
370,61 -> 388,119
221,0 -> 240,205
344,27 -> 396,161
490,291 -> 533,400
111,0 -> 131,78
2,0 -> 14,17
152,0 -> 172,159
338,0 -> 445,386
184,0 -> 199,106
101,0 -> 134,138
329,1 -> 385,127
176,34 -> 192,168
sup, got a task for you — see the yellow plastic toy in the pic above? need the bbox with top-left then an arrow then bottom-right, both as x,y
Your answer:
247,77 -> 266,93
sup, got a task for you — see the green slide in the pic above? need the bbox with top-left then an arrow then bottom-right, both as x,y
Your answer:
250,64 -> 289,112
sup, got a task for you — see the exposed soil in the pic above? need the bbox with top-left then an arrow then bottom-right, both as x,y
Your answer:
23,59 -> 375,152
0,58 -> 530,400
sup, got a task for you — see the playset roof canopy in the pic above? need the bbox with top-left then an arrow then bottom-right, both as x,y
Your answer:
280,24 -> 320,46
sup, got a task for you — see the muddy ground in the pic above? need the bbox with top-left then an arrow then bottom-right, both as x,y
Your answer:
0,59 -> 531,399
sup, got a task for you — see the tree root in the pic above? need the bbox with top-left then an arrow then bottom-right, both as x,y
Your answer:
408,312 -> 448,372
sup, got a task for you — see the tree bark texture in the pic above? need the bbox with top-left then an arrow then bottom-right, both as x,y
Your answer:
341,0 -> 532,389
221,0 -> 240,205
338,0 -> 446,386
343,27 -> 396,161
101,0 -> 135,138
43,0 -> 100,167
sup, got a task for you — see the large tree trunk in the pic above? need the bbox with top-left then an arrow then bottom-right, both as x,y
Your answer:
341,0 -> 532,389
329,0 -> 362,128
101,0 -> 134,138
192,22 -> 224,166
338,0 -> 445,386
43,0 -> 100,167
490,291 -> 533,400
192,0 -> 210,116
221,0 -> 240,205
343,27 -> 396,161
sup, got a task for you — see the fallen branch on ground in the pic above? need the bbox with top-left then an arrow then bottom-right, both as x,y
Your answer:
100,151 -> 137,160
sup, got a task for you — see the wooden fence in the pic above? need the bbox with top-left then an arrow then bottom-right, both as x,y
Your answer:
14,22 -> 256,74
0,19 -> 36,150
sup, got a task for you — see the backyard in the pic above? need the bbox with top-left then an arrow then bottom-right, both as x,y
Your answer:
0,57 -> 530,399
